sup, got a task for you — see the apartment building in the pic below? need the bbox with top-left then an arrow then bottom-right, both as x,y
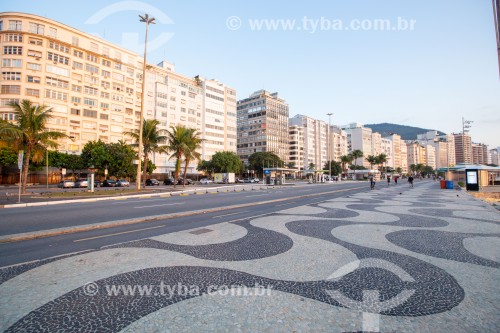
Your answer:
288,124 -> 304,169
400,143 -> 408,173
342,123 -> 373,168
385,133 -> 402,171
0,12 -> 236,175
453,133 -> 472,164
237,90 -> 289,164
471,143 -> 488,165
381,137 -> 393,169
330,126 -> 348,162
288,114 -> 328,170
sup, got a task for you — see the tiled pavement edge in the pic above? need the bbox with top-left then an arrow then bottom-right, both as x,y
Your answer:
0,182 -> 498,332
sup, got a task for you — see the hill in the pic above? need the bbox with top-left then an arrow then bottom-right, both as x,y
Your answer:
364,123 -> 446,141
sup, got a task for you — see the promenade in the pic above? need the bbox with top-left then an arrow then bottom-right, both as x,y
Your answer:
0,182 -> 498,332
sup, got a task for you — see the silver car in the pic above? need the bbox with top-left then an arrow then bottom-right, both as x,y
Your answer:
116,179 -> 130,187
74,179 -> 88,188
58,180 -> 75,188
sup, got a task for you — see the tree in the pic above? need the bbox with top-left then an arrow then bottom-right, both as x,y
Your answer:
5,100 -> 67,194
308,162 -> 316,170
395,167 -> 403,175
365,155 -> 377,170
165,125 -> 190,189
210,151 -> 244,173
81,140 -> 110,172
286,162 -> 295,169
340,155 -> 353,173
106,141 -> 136,178
197,160 -> 212,176
124,119 -> 167,187
351,150 -> 364,169
181,128 -> 203,187
247,152 -> 283,176
0,147 -> 17,167
375,153 -> 387,173
323,160 -> 342,176
409,164 -> 417,175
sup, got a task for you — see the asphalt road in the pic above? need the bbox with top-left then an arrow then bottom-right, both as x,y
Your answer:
0,182 -> 368,267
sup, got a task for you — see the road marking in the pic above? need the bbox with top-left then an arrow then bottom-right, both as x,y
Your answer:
134,202 -> 184,209
73,225 -> 165,242
276,203 -> 295,207
245,194 -> 269,198
213,210 -> 250,218
113,198 -> 169,204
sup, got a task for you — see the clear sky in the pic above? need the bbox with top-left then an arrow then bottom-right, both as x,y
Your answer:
3,0 -> 500,148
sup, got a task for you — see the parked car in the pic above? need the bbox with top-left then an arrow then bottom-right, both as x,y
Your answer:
164,178 -> 193,185
116,179 -> 130,187
253,178 -> 260,183
145,178 -> 160,186
200,178 -> 213,185
94,180 -> 102,187
74,179 -> 88,188
58,180 -> 75,188
243,178 -> 255,183
102,179 -> 117,187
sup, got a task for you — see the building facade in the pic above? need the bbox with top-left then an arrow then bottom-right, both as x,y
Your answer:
237,90 -> 289,164
471,143 -> 488,165
342,123 -> 373,168
288,114 -> 328,170
453,133 -> 472,164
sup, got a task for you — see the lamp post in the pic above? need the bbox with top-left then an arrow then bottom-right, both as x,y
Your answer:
462,117 -> 473,164
136,13 -> 156,190
327,113 -> 333,181
46,148 -> 49,189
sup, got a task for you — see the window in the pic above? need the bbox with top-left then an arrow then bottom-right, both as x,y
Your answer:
85,63 -> 99,74
126,87 -> 134,94
114,62 -> 122,70
4,46 -> 22,55
46,65 -> 69,77
28,37 -> 43,45
100,91 -> 110,99
100,114 -> 109,120
101,81 -> 110,89
86,54 -> 98,63
73,50 -> 83,58
47,52 -> 69,65
72,85 -> 82,92
1,85 -> 21,94
0,98 -> 20,107
9,20 -> 22,31
112,93 -> 124,102
83,109 -> 97,118
45,89 -> 68,101
49,41 -> 69,53
70,108 -> 80,115
0,21 -> 2,31
112,72 -> 124,82
48,27 -> 57,38
26,88 -> 40,97
4,34 -> 23,42
102,47 -> 109,57
46,76 -> 69,89
84,97 -> 97,107
102,59 -> 111,67
72,61 -> 83,69
90,42 -> 98,53
2,72 -> 21,80
29,22 -> 45,34
27,50 -> 42,57
27,63 -> 41,71
27,75 -> 41,83
72,36 -> 79,47
101,70 -> 110,78
84,86 -> 98,95
71,96 -> 81,103
2,59 -> 22,68
111,104 -> 124,112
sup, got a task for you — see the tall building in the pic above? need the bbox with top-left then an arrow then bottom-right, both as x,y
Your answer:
489,148 -> 500,165
381,137 -> 393,169
453,133 -> 472,164
330,126 -> 348,162
385,134 -> 402,171
400,142 -> 408,173
471,143 -> 488,165
0,12 -> 235,175
288,114 -> 328,170
237,90 -> 289,164
342,123 -> 373,168
288,123 -> 304,169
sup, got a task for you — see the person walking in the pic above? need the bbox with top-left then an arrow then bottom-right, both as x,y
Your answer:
369,175 -> 376,190
387,175 -> 391,186
408,175 -> 414,188
394,176 -> 398,185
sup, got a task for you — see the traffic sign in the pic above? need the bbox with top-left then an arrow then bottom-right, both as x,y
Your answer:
264,170 -> 270,175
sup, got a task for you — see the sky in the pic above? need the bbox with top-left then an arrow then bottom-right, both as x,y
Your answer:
3,0 -> 500,148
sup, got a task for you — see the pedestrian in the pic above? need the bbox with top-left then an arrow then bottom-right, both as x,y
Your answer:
369,175 -> 375,190
387,175 -> 391,186
408,175 -> 414,188
394,176 -> 398,185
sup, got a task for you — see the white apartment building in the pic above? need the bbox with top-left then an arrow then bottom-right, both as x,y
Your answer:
289,114 -> 328,170
342,123 -> 373,168
372,132 -> 383,157
0,12 -> 236,175
381,137 -> 393,169
289,124 -> 304,169
330,126 -> 348,161
385,133 -> 403,172
400,143 -> 408,173
425,144 -> 436,169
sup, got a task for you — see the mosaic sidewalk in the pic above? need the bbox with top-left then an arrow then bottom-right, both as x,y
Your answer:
0,182 -> 499,332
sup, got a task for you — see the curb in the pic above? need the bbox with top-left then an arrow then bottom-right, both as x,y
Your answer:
0,185 -> 365,243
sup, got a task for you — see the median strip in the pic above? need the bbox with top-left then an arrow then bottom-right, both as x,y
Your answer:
0,185 -> 365,244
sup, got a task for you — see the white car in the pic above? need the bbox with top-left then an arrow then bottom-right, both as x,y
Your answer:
200,178 -> 213,185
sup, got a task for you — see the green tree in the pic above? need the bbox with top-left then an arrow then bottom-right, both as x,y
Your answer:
395,167 -> 403,175
5,100 -> 67,193
323,160 -> 342,176
340,155 -> 353,173
106,141 -> 136,178
248,152 -> 283,176
351,150 -> 364,169
181,128 -> 203,187
210,151 -> 244,173
365,155 -> 377,170
286,162 -> 295,169
165,125 -> 190,189
124,119 -> 168,186
0,147 -> 17,167
308,162 -> 316,170
197,160 -> 212,176
375,153 -> 388,173
81,140 -> 110,179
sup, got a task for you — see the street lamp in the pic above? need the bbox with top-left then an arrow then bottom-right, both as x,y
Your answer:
136,13 -> 156,190
327,113 -> 333,181
462,117 -> 473,164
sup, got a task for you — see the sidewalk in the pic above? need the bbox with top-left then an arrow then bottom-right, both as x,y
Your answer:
1,182 -> 498,332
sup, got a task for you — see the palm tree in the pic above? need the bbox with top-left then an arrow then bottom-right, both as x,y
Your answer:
351,150 -> 364,169
181,128 -> 203,187
124,119 -> 167,187
165,125 -> 190,189
340,155 -> 353,173
5,100 -> 67,194
375,153 -> 387,173
365,155 -> 377,170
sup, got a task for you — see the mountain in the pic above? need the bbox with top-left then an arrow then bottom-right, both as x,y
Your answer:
364,123 -> 446,141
